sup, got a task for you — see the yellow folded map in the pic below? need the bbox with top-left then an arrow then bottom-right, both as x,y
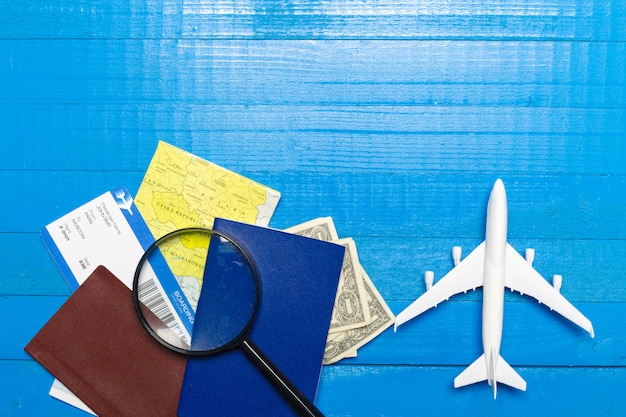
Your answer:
135,141 -> 281,307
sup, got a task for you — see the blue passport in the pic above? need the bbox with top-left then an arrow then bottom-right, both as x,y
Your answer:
177,218 -> 345,417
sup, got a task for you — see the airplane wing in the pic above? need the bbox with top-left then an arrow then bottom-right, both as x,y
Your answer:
504,244 -> 595,338
395,242 -> 486,329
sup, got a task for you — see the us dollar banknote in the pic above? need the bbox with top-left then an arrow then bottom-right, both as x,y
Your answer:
285,218 -> 370,332
284,216 -> 339,242
328,238 -> 371,333
323,266 -> 395,365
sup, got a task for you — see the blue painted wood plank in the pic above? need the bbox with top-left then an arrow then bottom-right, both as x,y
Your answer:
3,296 -> 68,361
317,365 -> 626,417
0,361 -> 95,417
2,0 -> 625,40
2,105 -> 623,140
0,234 -> 71,296
2,171 -> 625,240
2,40 -> 625,106
3,129 -> 625,176
0,171 -> 145,234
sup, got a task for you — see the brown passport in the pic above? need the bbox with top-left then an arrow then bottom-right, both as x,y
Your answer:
25,265 -> 187,417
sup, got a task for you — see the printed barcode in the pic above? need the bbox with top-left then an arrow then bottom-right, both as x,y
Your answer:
138,278 -> 188,344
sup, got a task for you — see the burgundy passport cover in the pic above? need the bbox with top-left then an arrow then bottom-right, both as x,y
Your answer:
24,265 -> 187,417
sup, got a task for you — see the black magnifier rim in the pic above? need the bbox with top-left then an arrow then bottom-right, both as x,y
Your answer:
132,226 -> 261,357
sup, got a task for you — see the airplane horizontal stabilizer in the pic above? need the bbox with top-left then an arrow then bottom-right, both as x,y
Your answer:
454,354 -> 487,388
495,355 -> 527,392
454,353 -> 526,398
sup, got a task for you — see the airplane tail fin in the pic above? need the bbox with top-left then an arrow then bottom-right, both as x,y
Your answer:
454,351 -> 527,399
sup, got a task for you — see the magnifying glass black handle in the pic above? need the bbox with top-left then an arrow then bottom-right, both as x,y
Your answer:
241,338 -> 325,417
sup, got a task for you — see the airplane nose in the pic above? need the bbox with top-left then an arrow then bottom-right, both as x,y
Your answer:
489,179 -> 507,205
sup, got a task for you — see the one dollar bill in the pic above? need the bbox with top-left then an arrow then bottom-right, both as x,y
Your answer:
323,266 -> 395,365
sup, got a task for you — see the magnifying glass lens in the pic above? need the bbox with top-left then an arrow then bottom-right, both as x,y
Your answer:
134,228 -> 258,354
192,233 -> 258,351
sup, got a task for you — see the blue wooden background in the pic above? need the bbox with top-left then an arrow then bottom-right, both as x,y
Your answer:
1,1 -> 625,416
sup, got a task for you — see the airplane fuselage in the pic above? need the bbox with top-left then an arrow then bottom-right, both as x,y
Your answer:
482,179 -> 508,382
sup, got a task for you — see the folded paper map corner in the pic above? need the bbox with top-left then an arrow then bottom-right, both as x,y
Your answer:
135,141 -> 281,237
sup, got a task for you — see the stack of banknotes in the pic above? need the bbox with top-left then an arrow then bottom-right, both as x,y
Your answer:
286,217 -> 395,364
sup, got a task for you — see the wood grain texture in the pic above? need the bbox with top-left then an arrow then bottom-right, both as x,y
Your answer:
2,40 -> 625,104
1,0 -> 624,415
316,365 -> 626,416
3,170 -> 624,240
2,1 -> 625,40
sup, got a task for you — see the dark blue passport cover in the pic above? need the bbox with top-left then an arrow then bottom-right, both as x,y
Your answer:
177,218 -> 345,417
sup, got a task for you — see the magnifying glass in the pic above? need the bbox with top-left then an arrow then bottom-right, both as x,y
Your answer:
132,227 -> 324,417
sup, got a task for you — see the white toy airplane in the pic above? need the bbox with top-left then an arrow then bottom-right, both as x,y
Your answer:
395,179 -> 594,399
